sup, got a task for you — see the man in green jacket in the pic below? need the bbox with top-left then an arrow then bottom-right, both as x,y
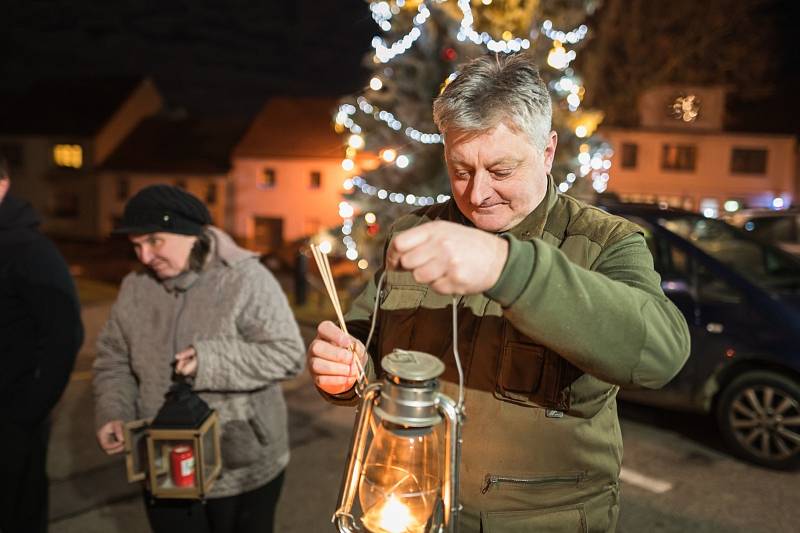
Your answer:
308,53 -> 690,532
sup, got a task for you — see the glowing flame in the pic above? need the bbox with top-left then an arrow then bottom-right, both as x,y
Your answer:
377,495 -> 414,533
363,494 -> 421,533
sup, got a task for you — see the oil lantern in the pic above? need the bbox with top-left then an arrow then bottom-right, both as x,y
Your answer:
334,349 -> 463,533
123,381 -> 221,499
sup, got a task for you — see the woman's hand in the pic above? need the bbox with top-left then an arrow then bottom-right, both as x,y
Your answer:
175,347 -> 198,377
96,420 -> 125,455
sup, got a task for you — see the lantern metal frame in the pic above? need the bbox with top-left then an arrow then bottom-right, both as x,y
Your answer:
123,411 -> 222,500
333,350 -> 464,533
123,418 -> 150,483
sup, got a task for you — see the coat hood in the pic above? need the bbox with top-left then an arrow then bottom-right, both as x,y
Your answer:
0,194 -> 41,246
207,226 -> 257,266
161,226 -> 257,292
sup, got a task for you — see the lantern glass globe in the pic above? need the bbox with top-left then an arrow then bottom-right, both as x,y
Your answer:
359,423 -> 442,533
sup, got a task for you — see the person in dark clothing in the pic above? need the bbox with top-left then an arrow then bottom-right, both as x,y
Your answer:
0,158 -> 84,533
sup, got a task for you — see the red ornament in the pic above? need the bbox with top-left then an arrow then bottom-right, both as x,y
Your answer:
367,223 -> 380,237
442,47 -> 457,61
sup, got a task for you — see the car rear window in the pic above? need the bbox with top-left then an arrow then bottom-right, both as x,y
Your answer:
743,216 -> 798,243
661,216 -> 800,292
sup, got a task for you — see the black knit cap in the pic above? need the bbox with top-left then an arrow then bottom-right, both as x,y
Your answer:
114,185 -> 212,236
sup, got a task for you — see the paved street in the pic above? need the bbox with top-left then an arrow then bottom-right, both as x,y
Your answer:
47,302 -> 799,532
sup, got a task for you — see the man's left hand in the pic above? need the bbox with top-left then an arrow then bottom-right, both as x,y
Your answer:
175,347 -> 198,377
386,220 -> 509,294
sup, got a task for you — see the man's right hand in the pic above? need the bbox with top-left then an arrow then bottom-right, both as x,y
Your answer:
308,320 -> 368,395
97,420 -> 125,455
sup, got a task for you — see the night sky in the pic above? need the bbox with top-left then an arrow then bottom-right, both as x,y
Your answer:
2,0 -> 798,133
1,0 -> 373,116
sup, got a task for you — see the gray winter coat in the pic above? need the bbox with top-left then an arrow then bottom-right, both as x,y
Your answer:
93,227 -> 305,498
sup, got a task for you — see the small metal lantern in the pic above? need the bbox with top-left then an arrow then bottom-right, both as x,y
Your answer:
334,349 -> 463,533
123,381 -> 222,499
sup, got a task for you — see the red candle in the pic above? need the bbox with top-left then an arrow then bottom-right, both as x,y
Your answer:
170,445 -> 195,487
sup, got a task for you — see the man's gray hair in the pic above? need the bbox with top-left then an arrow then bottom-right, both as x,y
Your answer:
433,53 -> 552,149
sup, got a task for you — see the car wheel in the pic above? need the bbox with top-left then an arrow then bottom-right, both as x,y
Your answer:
716,370 -> 800,470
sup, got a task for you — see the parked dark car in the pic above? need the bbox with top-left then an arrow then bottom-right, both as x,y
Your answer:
723,208 -> 800,257
602,203 -> 800,470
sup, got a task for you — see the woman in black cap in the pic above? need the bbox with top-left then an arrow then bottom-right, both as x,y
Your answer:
92,185 -> 305,533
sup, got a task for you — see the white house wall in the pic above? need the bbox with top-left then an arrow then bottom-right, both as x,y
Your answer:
602,129 -> 797,209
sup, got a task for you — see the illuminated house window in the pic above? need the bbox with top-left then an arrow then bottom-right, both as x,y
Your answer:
661,144 -> 696,171
258,168 -> 276,189
53,144 -> 83,169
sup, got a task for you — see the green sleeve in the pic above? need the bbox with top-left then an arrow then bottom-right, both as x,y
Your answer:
486,232 -> 690,389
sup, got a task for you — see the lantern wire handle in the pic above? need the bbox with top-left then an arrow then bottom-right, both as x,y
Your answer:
451,295 -> 465,410
364,270 -> 386,362
366,270 -> 465,411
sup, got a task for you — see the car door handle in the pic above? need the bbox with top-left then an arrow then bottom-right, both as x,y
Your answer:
706,322 -> 724,334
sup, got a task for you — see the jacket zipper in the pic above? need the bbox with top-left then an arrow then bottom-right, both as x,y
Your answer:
172,291 -> 187,356
481,472 -> 586,494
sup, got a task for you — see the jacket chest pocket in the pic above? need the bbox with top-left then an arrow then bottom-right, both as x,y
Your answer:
378,286 -> 427,354
495,340 -> 582,412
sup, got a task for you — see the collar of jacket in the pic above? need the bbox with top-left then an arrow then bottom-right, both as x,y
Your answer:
160,227 -> 257,293
161,269 -> 200,293
207,226 -> 257,266
445,174 -> 558,241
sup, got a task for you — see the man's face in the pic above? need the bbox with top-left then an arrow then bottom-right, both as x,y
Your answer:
129,232 -> 197,280
445,122 -> 557,233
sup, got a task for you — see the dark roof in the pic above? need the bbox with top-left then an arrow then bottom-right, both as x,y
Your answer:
601,125 -> 796,140
0,77 -> 146,137
101,114 -> 249,174
725,84 -> 800,136
234,97 -> 342,159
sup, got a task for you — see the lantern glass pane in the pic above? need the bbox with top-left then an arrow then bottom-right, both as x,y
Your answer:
359,422 -> 442,533
125,421 -> 149,481
201,425 -> 220,485
151,438 -> 198,491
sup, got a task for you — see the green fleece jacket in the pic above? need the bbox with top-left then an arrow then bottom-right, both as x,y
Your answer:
327,176 -> 690,532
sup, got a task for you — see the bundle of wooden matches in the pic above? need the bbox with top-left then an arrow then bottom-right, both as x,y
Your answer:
309,244 -> 367,390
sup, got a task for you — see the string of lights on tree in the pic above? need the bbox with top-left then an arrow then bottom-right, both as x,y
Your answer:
331,0 -> 612,268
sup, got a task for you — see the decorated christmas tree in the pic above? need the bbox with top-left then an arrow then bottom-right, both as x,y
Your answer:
333,0 -> 608,269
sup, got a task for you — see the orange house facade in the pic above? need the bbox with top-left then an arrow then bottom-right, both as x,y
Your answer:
231,97 -> 348,251
2,89 -> 354,246
602,85 -> 798,217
